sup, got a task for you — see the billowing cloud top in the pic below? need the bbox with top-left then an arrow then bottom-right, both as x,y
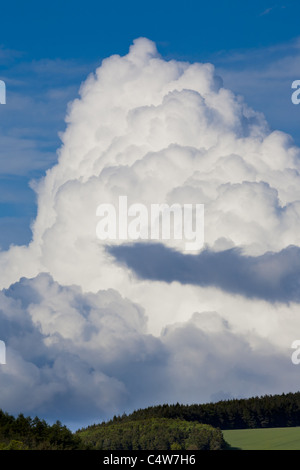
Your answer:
0,38 -> 300,427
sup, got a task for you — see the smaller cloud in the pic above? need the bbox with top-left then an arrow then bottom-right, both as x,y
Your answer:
259,4 -> 288,16
260,6 -> 274,16
0,46 -> 23,66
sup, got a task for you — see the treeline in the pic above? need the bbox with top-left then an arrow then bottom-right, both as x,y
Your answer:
91,392 -> 300,430
77,418 -> 225,450
0,410 -> 83,450
4,390 -> 300,450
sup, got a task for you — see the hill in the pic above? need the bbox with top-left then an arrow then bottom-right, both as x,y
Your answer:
99,391 -> 300,430
77,417 -> 225,450
3,390 -> 300,449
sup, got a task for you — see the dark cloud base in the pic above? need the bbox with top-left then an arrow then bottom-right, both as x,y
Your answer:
108,243 -> 300,303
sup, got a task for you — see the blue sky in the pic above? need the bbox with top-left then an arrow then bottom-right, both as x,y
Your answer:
0,0 -> 300,248
1,0 -> 299,60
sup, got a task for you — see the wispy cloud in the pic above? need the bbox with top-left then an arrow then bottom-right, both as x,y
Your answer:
259,3 -> 289,17
0,53 -> 96,247
211,36 -> 300,145
260,6 -> 274,16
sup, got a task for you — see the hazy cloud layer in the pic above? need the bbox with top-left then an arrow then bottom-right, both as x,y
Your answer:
0,273 -> 298,429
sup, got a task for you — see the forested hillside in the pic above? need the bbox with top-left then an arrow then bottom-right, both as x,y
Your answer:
77,418 -> 225,450
89,392 -> 300,431
3,391 -> 300,450
0,410 -> 83,449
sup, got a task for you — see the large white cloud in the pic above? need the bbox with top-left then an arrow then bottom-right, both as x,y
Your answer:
0,38 -> 300,426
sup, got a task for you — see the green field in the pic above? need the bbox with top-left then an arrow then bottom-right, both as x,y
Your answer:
223,427 -> 300,450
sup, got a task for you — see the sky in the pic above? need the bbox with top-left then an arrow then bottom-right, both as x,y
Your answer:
1,0 -> 300,430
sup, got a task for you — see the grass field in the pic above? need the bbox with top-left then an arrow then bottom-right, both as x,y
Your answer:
223,427 -> 300,450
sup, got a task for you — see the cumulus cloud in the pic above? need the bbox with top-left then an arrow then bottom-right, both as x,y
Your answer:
0,38 -> 300,425
0,273 -> 299,429
0,273 -> 155,424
